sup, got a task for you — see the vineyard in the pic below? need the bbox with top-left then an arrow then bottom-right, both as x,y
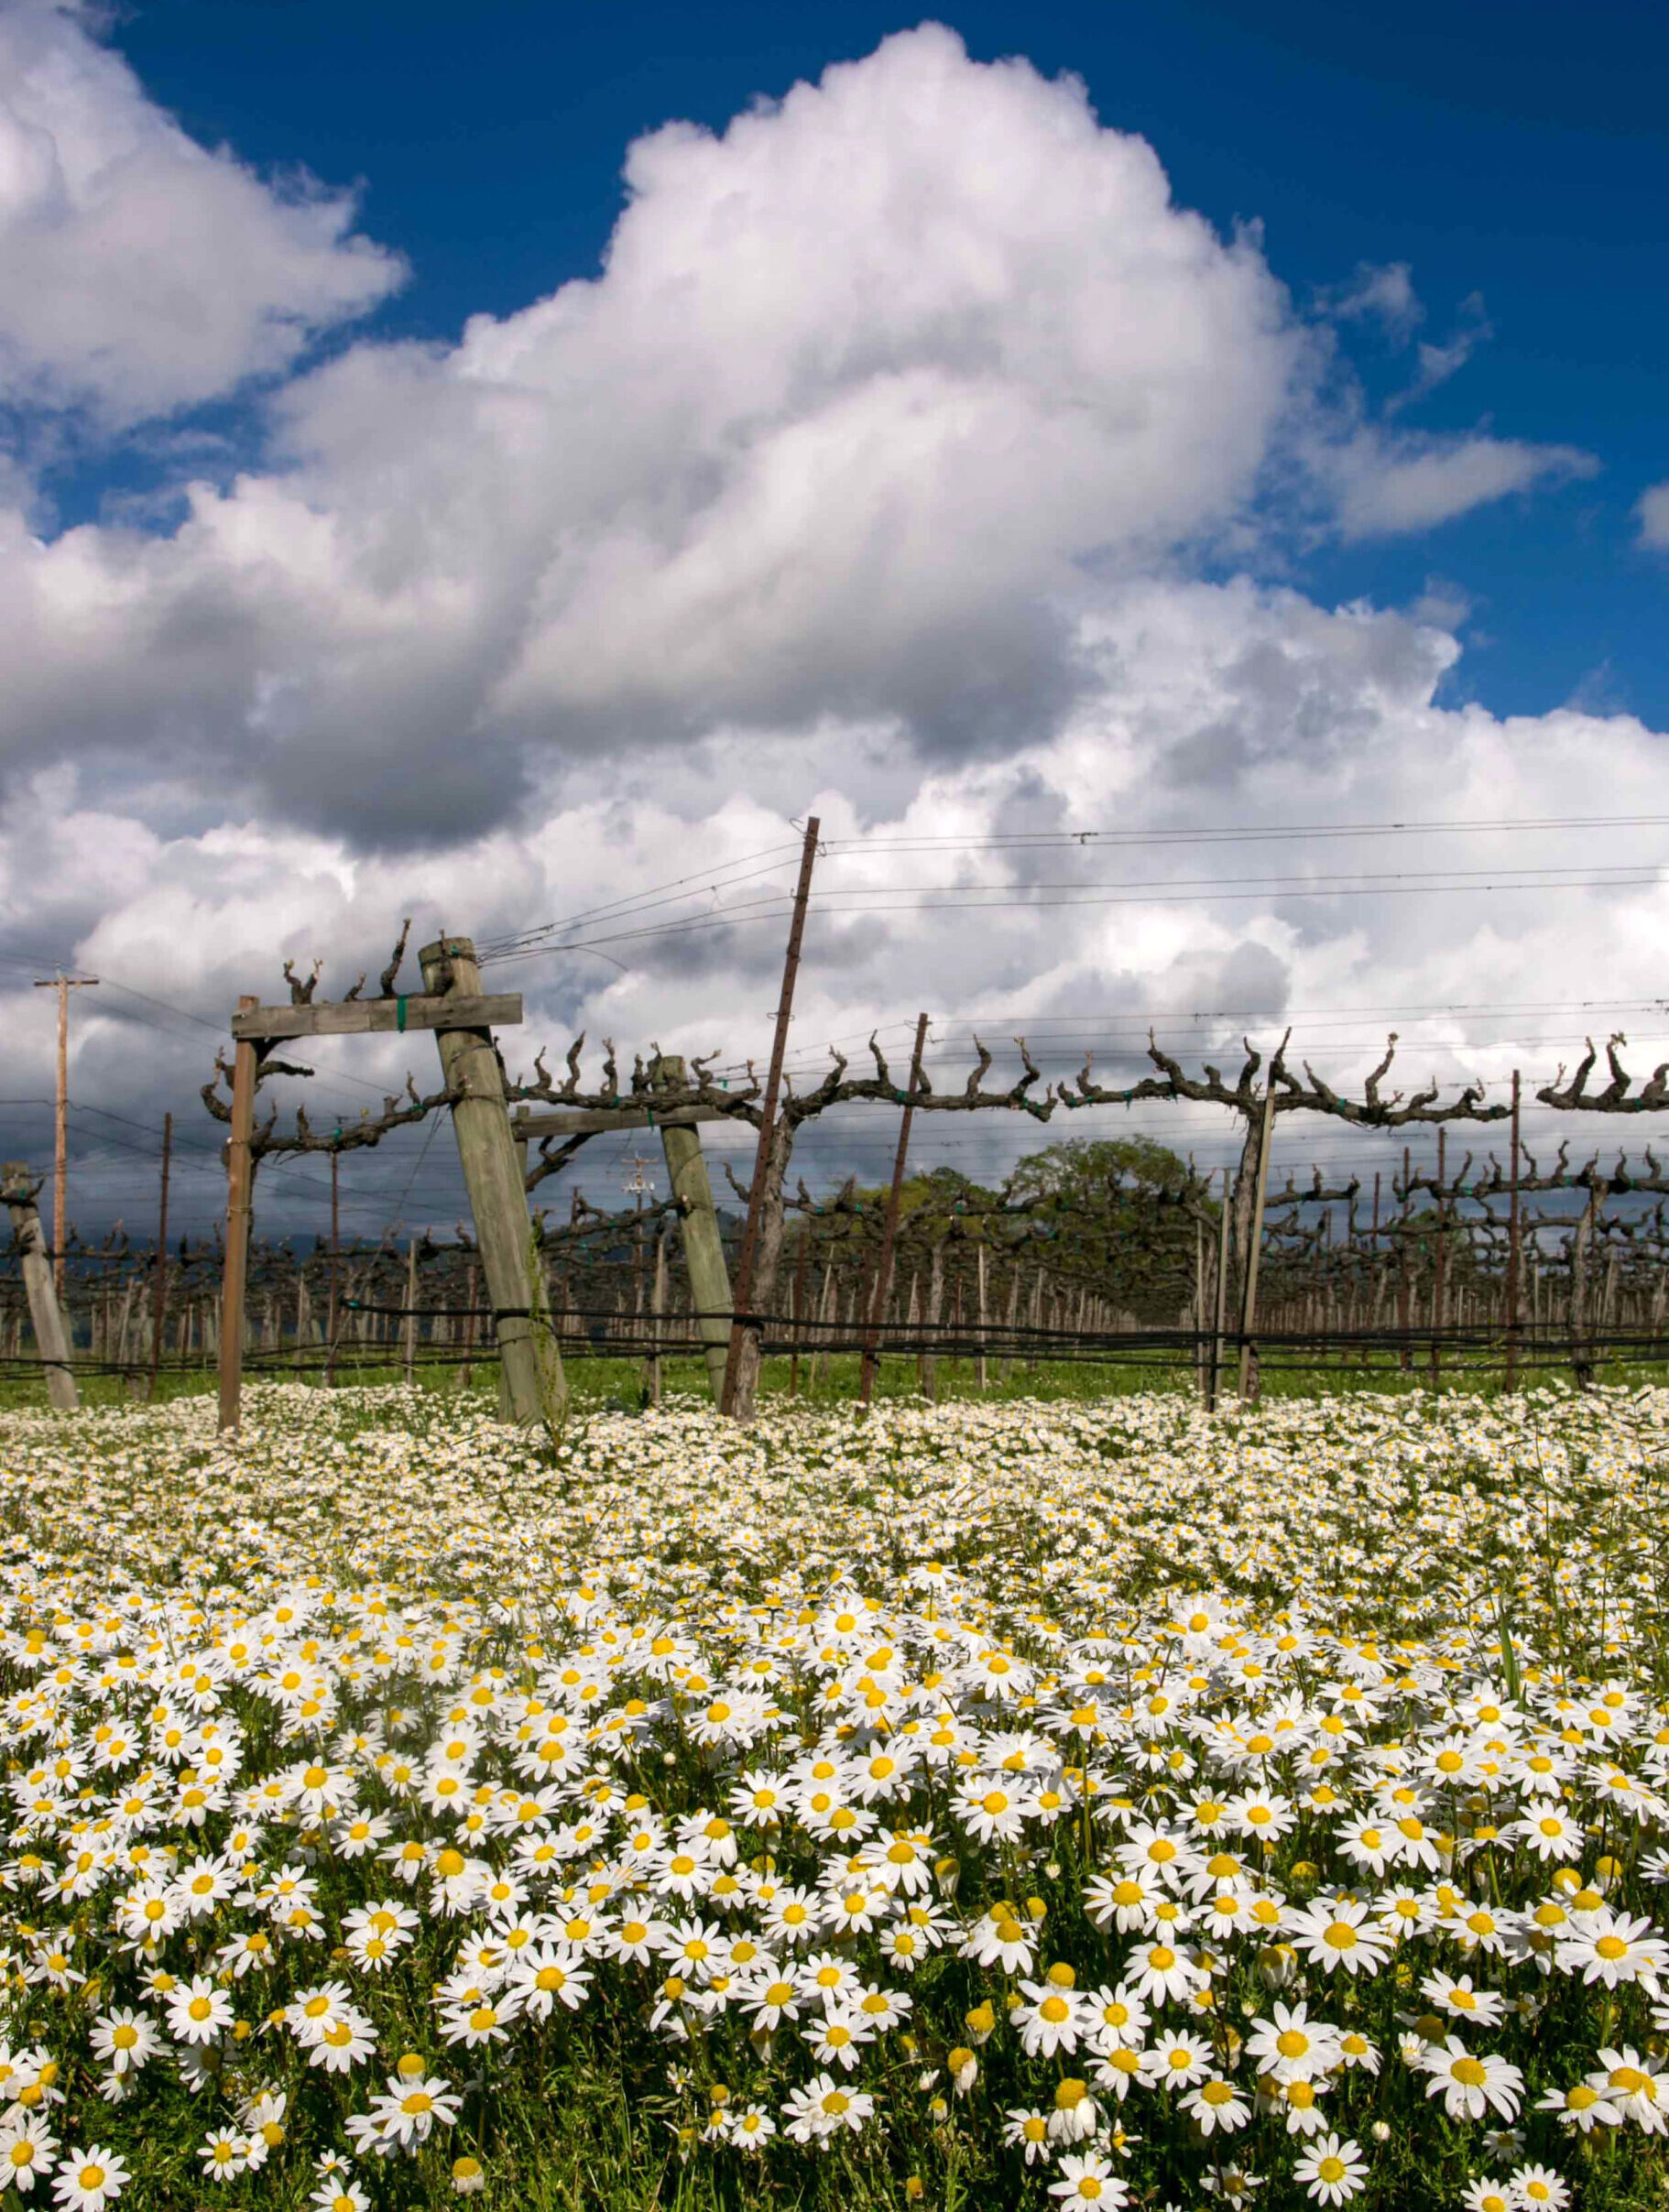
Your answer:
11,1132 -> 1669,1397
8,986 -> 1669,1411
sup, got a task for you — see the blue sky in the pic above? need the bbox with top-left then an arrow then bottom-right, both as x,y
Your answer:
5,0 -> 1669,1235
93,0 -> 1669,727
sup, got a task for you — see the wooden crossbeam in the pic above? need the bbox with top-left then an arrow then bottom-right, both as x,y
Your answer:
513,1103 -> 729,1138
232,994 -> 521,1041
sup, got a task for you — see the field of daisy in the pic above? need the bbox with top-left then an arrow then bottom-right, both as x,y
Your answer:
0,1381 -> 1664,2212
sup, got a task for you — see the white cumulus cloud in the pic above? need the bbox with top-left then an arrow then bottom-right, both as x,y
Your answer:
5,24 -> 1594,847
1636,481 -> 1669,548
0,21 -> 1655,1230
0,0 -> 403,426
1321,429 -> 1598,539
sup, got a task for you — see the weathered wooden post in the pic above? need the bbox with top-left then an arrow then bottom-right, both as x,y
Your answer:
1,1163 -> 78,1411
648,1222 -> 669,1405
1207,1168 -> 1232,1410
788,1229 -> 811,1398
148,1112 -> 171,1403
652,1056 -> 733,1403
1237,1087 -> 1275,1402
1397,1146 -> 1413,1373
402,1234 -> 420,1390
860,1012 -> 929,1408
1571,1182 -> 1598,1389
218,995 -> 259,1431
418,936 -> 564,1424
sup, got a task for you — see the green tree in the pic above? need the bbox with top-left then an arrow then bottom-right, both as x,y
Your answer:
1002,1136 -> 1200,1322
1005,1135 -> 1191,1209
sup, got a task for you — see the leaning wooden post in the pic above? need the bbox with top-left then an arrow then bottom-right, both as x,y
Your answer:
722,817 -> 820,1420
419,936 -> 564,1425
1237,1087 -> 1275,1401
860,1012 -> 930,1408
652,1056 -> 733,1404
217,995 -> 259,1432
1,1163 -> 78,1411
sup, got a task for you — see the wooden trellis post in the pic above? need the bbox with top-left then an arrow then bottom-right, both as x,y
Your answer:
1238,1086 -> 1276,1401
511,1084 -> 736,1405
860,1012 -> 930,1408
1208,1165 -> 1232,1410
218,996 -> 259,1431
417,936 -> 562,1425
222,964 -> 540,1427
403,1234 -> 420,1389
652,1055 -> 733,1402
1,1163 -> 78,1411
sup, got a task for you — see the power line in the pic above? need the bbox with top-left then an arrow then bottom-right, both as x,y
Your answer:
822,811 -> 1669,850
483,867 -> 1664,965
477,839 -> 805,959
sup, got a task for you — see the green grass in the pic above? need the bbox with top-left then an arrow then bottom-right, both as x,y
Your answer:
7,1340 -> 1664,1419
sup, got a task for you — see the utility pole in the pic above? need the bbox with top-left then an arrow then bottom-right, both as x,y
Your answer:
721,817 -> 821,1419
33,974 -> 98,1301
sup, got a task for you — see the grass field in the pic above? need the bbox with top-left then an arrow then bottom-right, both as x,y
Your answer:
0,1376 -> 1664,2208
11,1335 -> 1663,1419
